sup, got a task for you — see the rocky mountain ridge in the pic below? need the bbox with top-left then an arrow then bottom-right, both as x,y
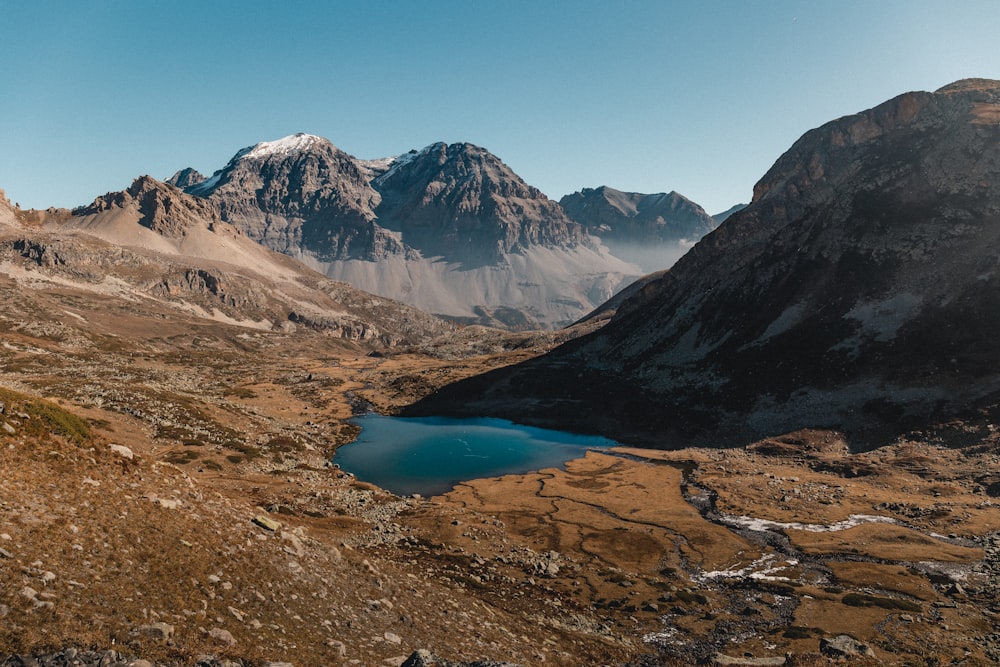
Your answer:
406,78 -> 1000,449
175,134 -> 639,329
1,176 -> 453,348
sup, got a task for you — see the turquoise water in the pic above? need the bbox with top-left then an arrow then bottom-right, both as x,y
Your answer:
334,415 -> 620,496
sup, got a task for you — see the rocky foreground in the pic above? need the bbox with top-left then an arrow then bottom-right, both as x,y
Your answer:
1,319 -> 998,665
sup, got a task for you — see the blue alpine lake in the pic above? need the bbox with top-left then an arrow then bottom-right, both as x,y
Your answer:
334,415 -> 622,496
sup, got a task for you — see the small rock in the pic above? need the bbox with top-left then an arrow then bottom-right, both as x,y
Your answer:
326,640 -> 347,657
208,626 -> 237,646
820,634 -> 875,658
137,622 -> 175,641
110,444 -> 134,459
20,586 -> 38,600
2,422 -> 15,435
0,547 -> 13,559
263,663 -> 295,667
281,530 -> 305,557
254,515 -> 282,531
384,631 -> 402,644
129,661 -> 154,667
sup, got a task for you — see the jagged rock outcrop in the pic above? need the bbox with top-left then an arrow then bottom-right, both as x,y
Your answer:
560,186 -> 717,272
77,176 -> 222,238
165,167 -> 206,189
0,190 -> 20,228
405,79 -> 1000,448
184,136 -> 639,329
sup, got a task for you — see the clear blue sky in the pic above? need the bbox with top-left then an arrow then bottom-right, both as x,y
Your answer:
2,0 -> 999,214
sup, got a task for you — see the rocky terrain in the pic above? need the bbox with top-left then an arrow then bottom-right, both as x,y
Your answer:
1,247 -> 997,665
180,135 -> 639,330
408,78 -> 1000,451
559,187 -> 717,272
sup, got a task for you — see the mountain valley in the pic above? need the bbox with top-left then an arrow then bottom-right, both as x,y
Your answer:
2,80 -> 1000,667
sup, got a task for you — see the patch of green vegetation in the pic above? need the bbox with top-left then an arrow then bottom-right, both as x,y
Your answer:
842,592 -> 921,612
0,387 -> 92,444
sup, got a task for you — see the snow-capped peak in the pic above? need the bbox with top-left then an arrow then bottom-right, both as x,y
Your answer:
241,133 -> 327,160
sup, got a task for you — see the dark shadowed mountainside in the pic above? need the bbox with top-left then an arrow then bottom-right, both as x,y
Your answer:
406,78 -> 1000,450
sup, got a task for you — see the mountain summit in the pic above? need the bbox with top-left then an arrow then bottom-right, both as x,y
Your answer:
185,135 -> 638,329
373,142 -> 590,264
406,78 -> 1000,447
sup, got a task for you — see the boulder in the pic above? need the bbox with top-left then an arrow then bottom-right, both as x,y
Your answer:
820,634 -> 875,658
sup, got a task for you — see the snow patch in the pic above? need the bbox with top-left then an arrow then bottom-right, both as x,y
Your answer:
242,133 -> 325,160
371,145 -> 436,185
697,554 -> 799,582
719,513 -> 898,533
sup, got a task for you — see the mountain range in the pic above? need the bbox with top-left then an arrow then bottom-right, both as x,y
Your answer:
165,135 -> 721,329
164,135 -> 618,329
406,78 -> 1000,450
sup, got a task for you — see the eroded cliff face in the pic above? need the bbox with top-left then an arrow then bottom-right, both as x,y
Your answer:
406,79 -> 1000,449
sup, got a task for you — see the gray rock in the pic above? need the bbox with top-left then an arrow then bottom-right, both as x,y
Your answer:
136,621 -> 175,641
820,634 -> 875,658
109,444 -> 134,460
208,627 -> 237,646
2,422 -> 15,435
401,648 -> 525,667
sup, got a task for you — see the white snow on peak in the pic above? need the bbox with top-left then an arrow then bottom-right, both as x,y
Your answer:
242,133 -> 327,160
371,145 -> 436,185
